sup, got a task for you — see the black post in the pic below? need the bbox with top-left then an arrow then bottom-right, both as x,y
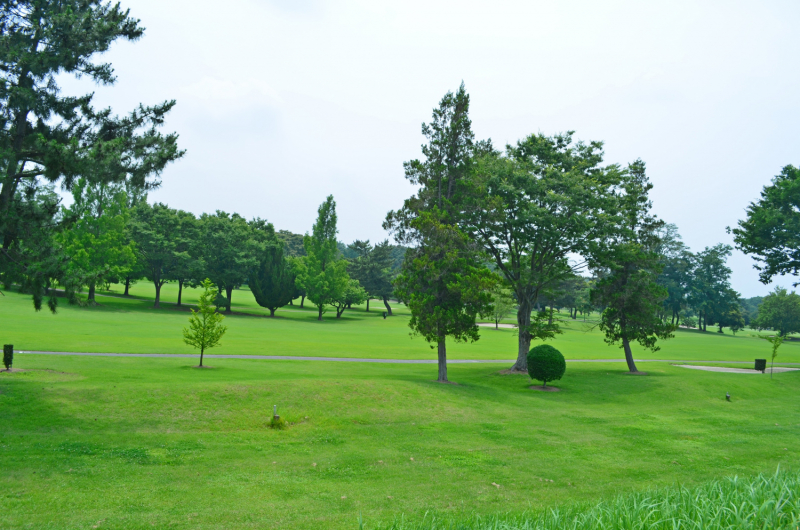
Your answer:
3,344 -> 13,371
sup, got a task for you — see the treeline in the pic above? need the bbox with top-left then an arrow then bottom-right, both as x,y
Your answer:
531,233 -> 781,336
3,176 -> 406,319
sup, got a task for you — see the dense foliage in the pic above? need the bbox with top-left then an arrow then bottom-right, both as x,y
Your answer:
526,344 -> 566,387
0,1 -> 183,310
731,165 -> 800,286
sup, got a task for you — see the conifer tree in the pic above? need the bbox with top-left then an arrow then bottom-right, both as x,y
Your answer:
250,223 -> 296,317
298,196 -> 349,320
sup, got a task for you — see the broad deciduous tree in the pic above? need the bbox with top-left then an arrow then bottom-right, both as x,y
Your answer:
731,165 -> 800,286
753,287 -> 800,338
347,239 -> 396,314
183,279 -> 227,367
198,212 -> 257,313
461,133 -> 626,371
129,203 -> 187,308
331,279 -> 368,318
59,179 -> 135,304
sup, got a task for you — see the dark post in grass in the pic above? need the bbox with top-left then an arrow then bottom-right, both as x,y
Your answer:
527,344 -> 566,388
3,345 -> 12,371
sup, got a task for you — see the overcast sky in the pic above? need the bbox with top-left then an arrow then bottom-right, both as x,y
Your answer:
62,0 -> 800,297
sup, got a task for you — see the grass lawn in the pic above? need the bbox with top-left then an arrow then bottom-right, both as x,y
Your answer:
1,354 -> 798,529
2,285 -> 800,364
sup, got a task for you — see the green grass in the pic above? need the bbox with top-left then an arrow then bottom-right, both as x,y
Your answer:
2,285 -> 799,363
373,470 -> 800,529
1,354 -> 798,529
2,284 -> 800,529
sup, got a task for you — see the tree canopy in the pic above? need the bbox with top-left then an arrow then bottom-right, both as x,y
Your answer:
461,132 -> 627,371
731,165 -> 800,286
0,1 -> 183,311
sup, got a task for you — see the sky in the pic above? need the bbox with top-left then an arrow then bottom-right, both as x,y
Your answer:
61,0 -> 800,297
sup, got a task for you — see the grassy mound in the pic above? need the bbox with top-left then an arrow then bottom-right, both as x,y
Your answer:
373,470 -> 800,529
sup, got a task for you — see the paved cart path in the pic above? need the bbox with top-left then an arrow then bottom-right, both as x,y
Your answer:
14,350 -> 800,365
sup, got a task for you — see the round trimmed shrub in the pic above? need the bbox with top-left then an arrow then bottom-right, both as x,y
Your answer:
527,344 -> 566,387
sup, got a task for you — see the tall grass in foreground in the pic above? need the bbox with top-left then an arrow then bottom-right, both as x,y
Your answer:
370,470 -> 800,530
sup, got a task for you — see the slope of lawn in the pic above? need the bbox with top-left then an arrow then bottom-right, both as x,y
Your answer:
1,354 -> 798,529
2,284 -> 800,363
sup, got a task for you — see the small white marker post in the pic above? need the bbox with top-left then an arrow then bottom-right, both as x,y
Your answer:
273,405 -> 279,421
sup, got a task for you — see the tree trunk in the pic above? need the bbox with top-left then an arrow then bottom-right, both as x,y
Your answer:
336,307 -> 343,318
154,281 -> 162,308
289,298 -> 293,305
366,299 -> 370,312
177,280 -> 183,306
225,286 -> 234,313
622,337 -> 639,373
548,305 -> 553,325
702,312 -> 707,332
88,282 -> 96,304
317,305 -> 323,321
382,296 -> 393,316
269,308 -> 276,317
199,346 -> 204,367
496,318 -> 499,330
511,297 -> 533,371
301,295 -> 305,308
437,339 -> 448,382
124,277 -> 131,296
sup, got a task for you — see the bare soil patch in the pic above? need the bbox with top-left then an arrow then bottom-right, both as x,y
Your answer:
498,369 -> 528,375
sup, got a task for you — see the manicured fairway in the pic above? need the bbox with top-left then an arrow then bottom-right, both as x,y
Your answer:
1,353 -> 798,529
3,286 -> 800,363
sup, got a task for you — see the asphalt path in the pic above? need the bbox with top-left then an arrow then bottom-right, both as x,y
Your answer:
15,350 -> 800,365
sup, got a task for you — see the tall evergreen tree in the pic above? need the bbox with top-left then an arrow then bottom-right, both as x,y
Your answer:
299,196 -> 349,320
250,223 -> 296,317
386,84 -> 495,380
394,212 -> 495,382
